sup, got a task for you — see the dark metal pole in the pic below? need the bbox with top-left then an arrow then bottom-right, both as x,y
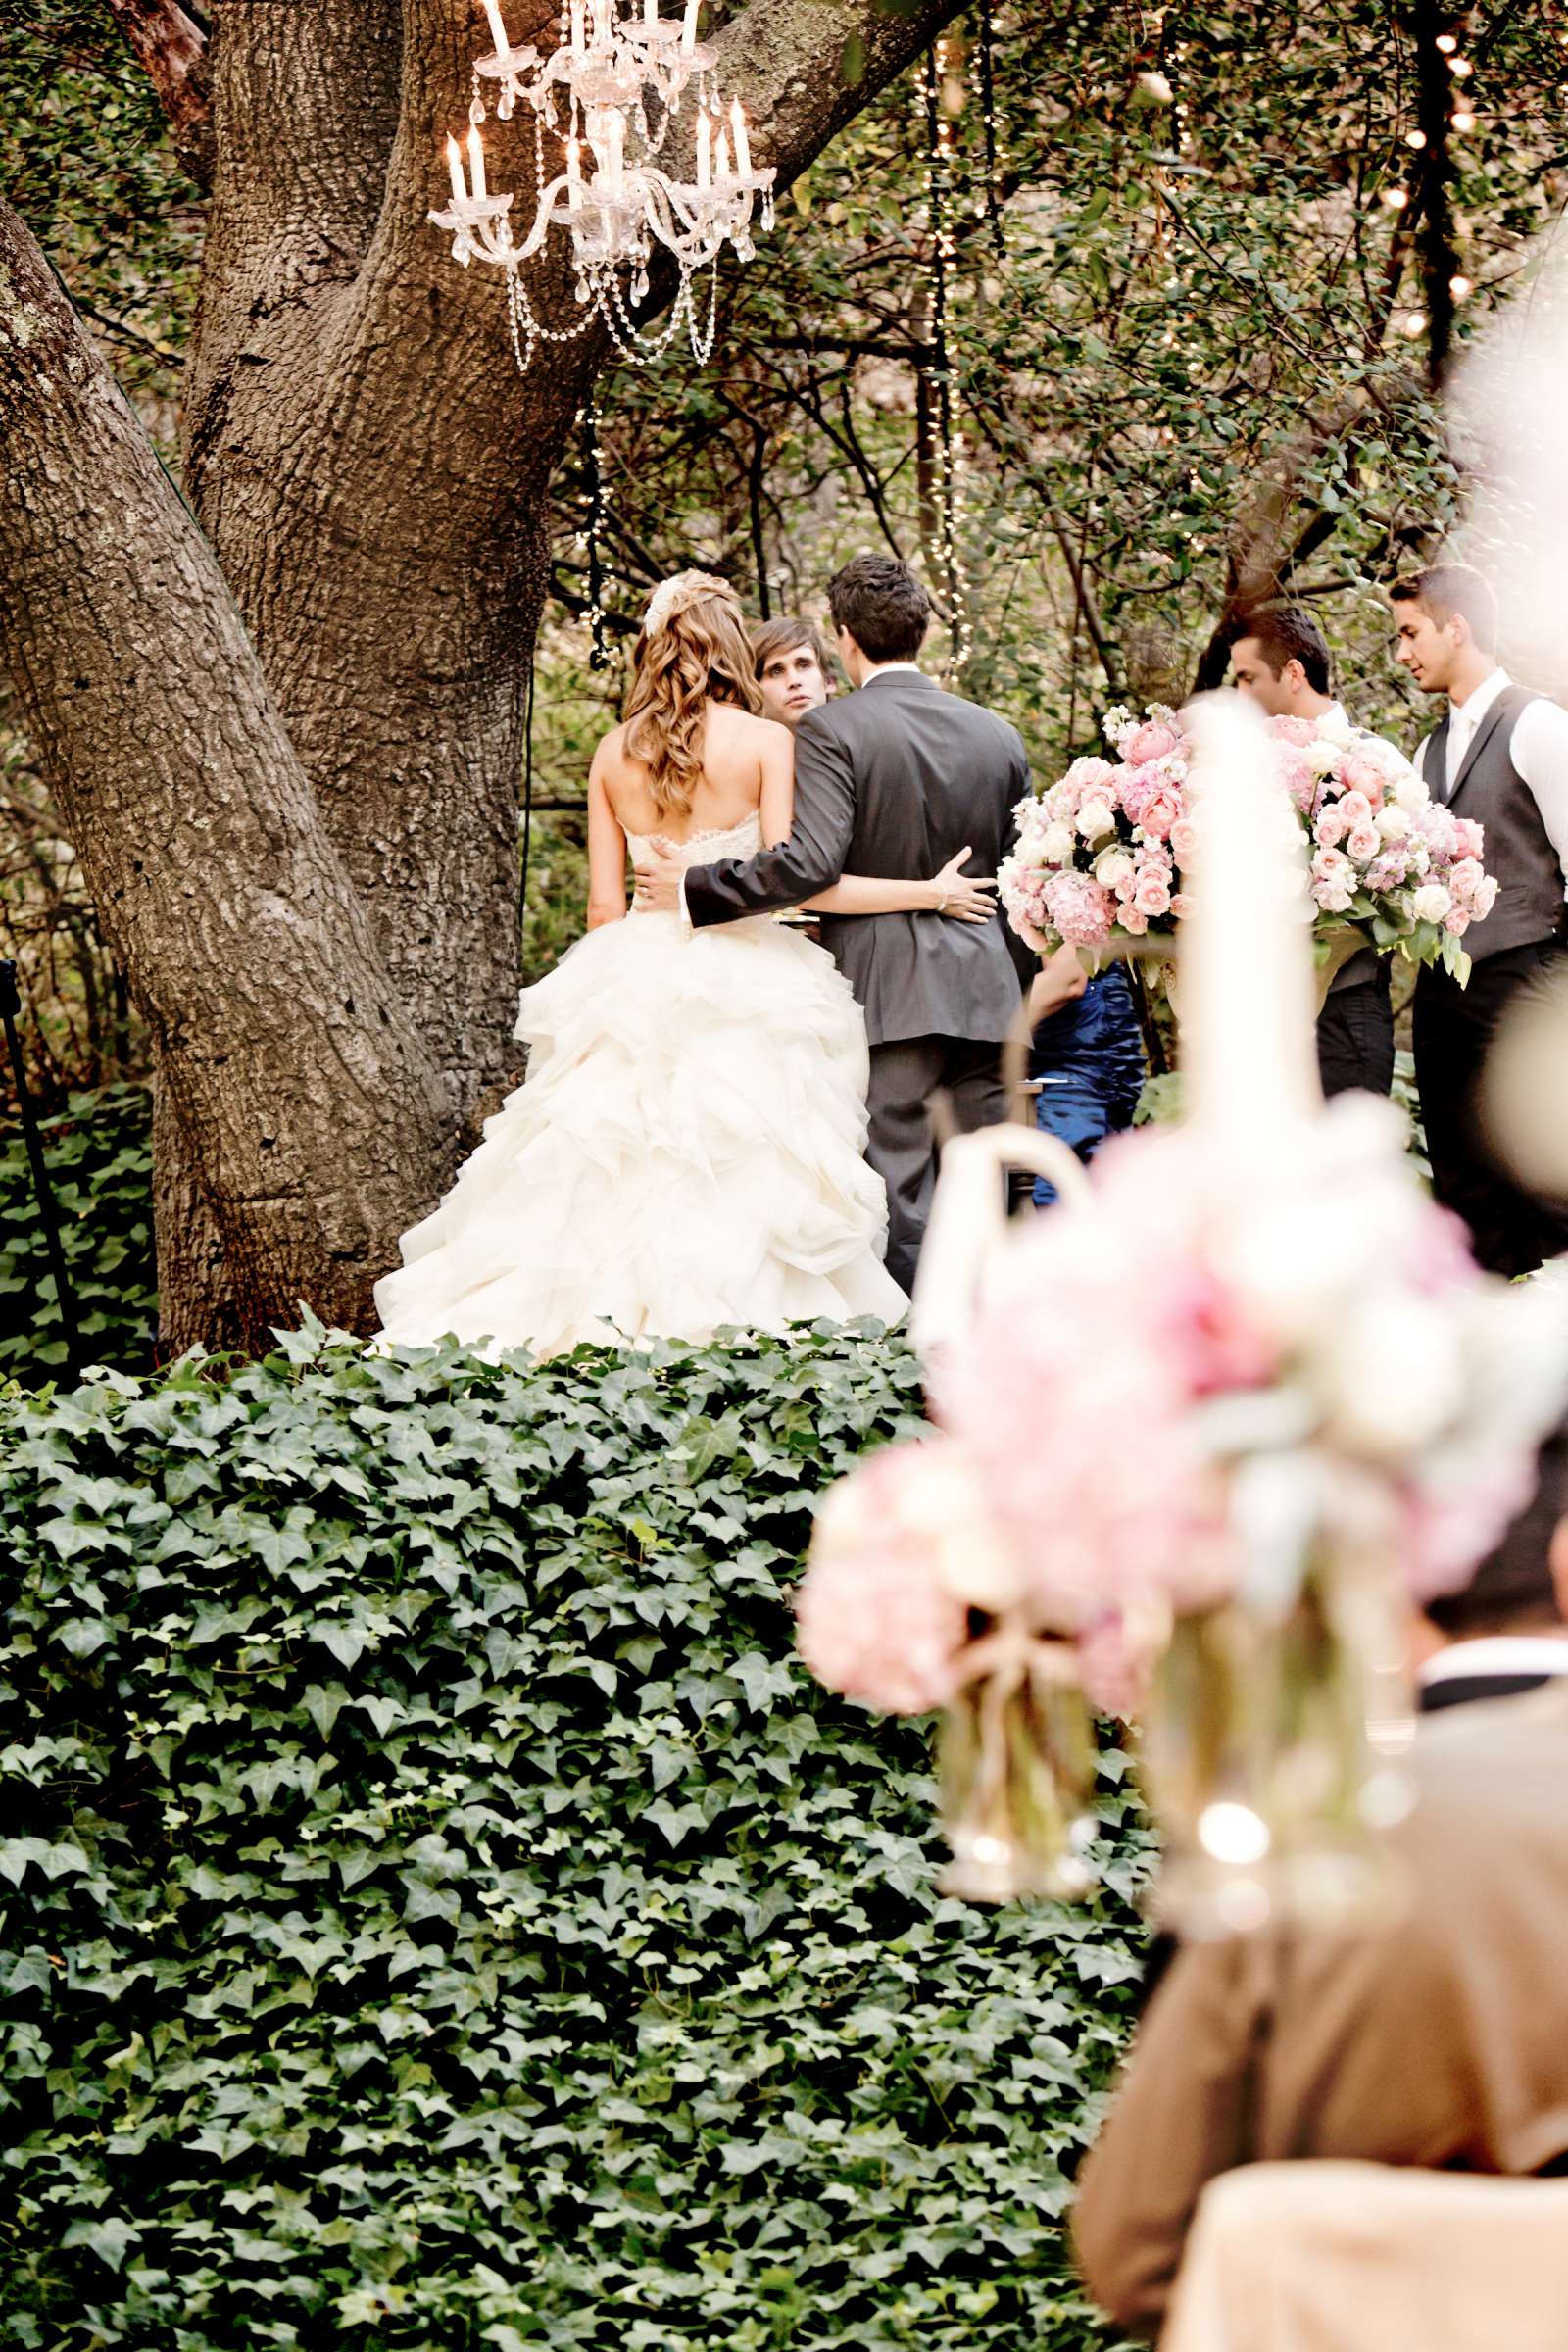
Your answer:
0,959 -> 82,1379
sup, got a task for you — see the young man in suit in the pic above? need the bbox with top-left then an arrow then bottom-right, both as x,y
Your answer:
1392,563 -> 1568,1275
634,555 -> 1027,1290
1228,605 -> 1400,1100
752,616 -> 835,729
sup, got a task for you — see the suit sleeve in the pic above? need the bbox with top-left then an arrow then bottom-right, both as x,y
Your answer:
683,712 -> 857,928
1002,727 -> 1037,992
1070,1936 -> 1267,2339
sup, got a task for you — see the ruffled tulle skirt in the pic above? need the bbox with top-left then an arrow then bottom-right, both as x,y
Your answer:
373,911 -> 906,1357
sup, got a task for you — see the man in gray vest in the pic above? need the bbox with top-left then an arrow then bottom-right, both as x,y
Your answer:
633,555 -> 1027,1290
1227,604 -> 1397,1100
1391,562 -> 1568,1275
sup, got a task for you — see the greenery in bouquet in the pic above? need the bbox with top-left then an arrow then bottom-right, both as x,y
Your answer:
1000,702 -> 1498,990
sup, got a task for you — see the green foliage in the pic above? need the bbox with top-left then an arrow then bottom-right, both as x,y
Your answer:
0,1324 -> 1147,2349
0,1086 -> 155,1382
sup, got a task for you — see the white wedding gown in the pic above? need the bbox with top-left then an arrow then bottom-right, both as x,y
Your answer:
374,814 -> 906,1356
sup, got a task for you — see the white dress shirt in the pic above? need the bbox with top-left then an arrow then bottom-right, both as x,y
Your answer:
1413,667 -> 1568,888
1419,1633 -> 1568,1692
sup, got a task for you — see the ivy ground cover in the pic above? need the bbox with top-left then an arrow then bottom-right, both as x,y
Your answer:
0,1323 -> 1146,2349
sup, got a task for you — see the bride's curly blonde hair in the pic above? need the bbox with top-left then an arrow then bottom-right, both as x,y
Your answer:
623,571 -> 762,819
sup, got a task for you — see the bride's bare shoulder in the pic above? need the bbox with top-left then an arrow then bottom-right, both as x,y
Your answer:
708,702 -> 792,751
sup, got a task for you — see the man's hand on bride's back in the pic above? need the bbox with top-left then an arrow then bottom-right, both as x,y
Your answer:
927,847 -> 998,924
632,848 -> 686,914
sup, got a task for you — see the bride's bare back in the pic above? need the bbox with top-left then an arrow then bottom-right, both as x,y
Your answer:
596,700 -> 791,843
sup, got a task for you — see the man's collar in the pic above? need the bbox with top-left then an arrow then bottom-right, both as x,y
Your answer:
1450,667 -> 1511,727
859,662 -> 934,690
1420,1634 -> 1568,1688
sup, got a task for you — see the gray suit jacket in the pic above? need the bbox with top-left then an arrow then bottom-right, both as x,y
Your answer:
682,670 -> 1029,1048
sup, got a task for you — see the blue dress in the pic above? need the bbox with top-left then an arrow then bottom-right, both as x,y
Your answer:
1029,963 -> 1147,1207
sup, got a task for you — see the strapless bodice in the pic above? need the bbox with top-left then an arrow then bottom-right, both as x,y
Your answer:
625,813 -> 762,872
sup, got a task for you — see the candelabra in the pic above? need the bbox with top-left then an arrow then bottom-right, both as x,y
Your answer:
428,0 -> 776,368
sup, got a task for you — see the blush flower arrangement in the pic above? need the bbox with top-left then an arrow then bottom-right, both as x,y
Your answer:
997,701 -> 1498,991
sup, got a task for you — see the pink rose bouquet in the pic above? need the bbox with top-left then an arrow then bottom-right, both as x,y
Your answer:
1001,701 -> 1498,986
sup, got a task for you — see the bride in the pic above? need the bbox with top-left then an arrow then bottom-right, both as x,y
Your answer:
373,572 -> 996,1357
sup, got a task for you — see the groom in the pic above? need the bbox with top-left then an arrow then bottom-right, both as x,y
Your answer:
634,554 -> 1028,1290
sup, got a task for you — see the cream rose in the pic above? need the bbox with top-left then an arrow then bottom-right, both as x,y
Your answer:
1412,883 -> 1452,923
1077,798 -> 1116,842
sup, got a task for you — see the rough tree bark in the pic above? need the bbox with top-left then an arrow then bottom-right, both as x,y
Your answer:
0,200 -> 454,1348
0,0 -> 962,1348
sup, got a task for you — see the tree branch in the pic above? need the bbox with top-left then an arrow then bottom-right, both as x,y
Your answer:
103,0 -> 215,189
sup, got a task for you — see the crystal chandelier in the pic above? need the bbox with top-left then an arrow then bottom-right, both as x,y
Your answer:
429,0 -> 776,369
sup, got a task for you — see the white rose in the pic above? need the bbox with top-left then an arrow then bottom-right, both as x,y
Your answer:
1308,739 -> 1342,776
1095,847 -> 1135,890
1077,798 -> 1116,842
1393,769 -> 1428,814
1412,883 -> 1451,923
1317,706 -> 1353,744
1375,805 -> 1410,842
1041,822 -> 1075,864
1320,1298 -> 1465,1459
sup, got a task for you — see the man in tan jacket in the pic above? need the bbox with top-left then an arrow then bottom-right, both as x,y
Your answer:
1072,1680 -> 1568,2338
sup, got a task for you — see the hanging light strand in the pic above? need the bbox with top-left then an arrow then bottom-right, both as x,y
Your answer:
921,45 -> 971,668
971,0 -> 1005,256
577,398 -> 612,670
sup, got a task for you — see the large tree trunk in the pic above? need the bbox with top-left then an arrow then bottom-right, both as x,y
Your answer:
0,197 -> 454,1352
4,0 -> 962,1348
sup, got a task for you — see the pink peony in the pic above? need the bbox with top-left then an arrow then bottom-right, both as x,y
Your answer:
1125,717 -> 1183,765
1169,817 -> 1199,865
1134,871 -> 1172,919
1339,753 -> 1388,808
1062,755 -> 1117,801
1119,903 -> 1150,936
1454,817 -> 1486,860
1137,786 -> 1184,842
1043,869 -> 1115,947
795,1446 -> 981,1715
1346,824 -> 1381,864
1170,891 -> 1193,919
1277,752 -> 1318,814
1269,715 -> 1317,749
1314,805 -> 1347,850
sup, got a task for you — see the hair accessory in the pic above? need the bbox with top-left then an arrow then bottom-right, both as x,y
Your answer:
643,569 -> 729,638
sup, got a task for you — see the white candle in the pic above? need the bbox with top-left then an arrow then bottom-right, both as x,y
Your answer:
482,0 -> 511,56
680,0 -> 699,53
466,121 -> 487,200
644,0 -> 658,24
570,0 -> 585,53
696,109 -> 710,188
729,97 -> 751,177
609,111 -> 625,191
1178,693 -> 1320,1144
714,125 -> 731,181
566,134 -> 581,205
446,133 -> 467,203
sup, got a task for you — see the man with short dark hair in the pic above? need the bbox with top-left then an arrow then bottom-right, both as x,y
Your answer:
1228,606 -> 1399,1101
1391,562 -> 1568,1274
753,616 -> 835,729
635,553 -> 1027,1288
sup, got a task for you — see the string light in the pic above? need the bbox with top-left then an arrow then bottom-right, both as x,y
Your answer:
1452,107 -> 1477,130
1406,127 -> 1428,148
1400,309 -> 1427,337
1381,186 -> 1410,210
1450,272 -> 1473,300
575,399 -> 611,670
1435,31 -> 1457,51
920,44 -> 971,669
969,0 -> 1006,256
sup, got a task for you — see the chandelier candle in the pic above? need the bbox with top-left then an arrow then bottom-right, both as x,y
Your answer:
429,0 -> 774,366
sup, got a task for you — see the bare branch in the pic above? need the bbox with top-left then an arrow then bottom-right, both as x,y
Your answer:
103,0 -> 215,189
